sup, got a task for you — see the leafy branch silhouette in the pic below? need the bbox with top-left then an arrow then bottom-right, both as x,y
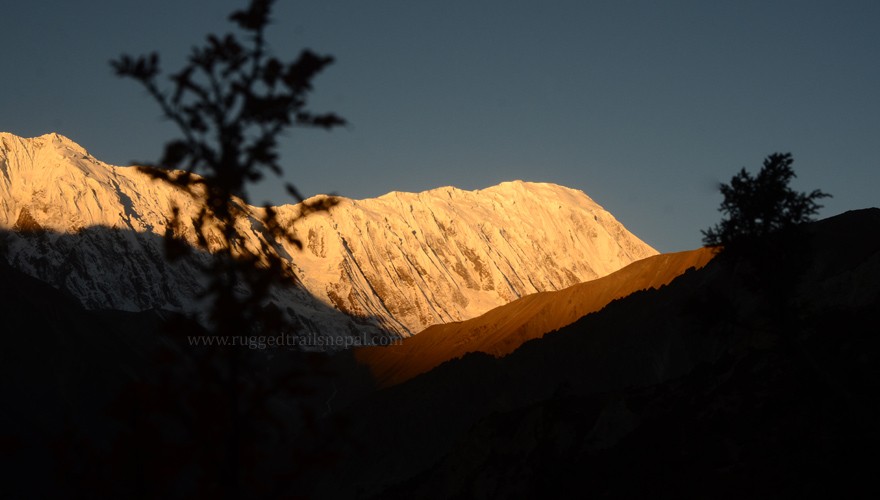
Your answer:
108,1 -> 348,496
111,0 -> 345,334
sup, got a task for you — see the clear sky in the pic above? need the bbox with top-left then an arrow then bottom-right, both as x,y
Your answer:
2,0 -> 878,252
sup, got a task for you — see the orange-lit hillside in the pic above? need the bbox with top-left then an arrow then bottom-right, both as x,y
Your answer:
356,247 -> 716,387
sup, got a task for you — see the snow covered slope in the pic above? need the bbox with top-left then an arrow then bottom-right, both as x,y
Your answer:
0,132 -> 657,338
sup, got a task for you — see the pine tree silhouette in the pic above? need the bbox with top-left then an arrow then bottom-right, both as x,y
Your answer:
702,153 -> 830,249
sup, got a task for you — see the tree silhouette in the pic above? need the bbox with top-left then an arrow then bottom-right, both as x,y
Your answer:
702,153 -> 831,249
108,1 -> 348,497
111,0 -> 345,322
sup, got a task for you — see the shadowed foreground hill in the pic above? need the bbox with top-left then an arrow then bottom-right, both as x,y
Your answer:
357,247 -> 716,386
2,210 -> 878,498
301,209 -> 880,498
0,237 -> 376,498
0,261 -> 167,497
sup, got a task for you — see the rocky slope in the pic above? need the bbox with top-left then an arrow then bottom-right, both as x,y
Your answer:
0,132 -> 656,338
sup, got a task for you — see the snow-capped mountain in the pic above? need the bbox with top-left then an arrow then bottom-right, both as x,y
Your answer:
0,132 -> 657,338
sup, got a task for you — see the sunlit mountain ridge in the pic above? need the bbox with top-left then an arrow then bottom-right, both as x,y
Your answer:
0,132 -> 656,338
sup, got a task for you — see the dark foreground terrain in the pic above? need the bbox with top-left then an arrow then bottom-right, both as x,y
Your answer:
2,209 -> 879,498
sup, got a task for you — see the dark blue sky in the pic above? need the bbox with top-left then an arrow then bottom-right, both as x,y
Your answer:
2,0 -> 878,251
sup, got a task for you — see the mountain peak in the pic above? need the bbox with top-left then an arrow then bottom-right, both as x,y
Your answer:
372,180 -> 594,207
480,180 -> 597,203
0,131 -> 89,157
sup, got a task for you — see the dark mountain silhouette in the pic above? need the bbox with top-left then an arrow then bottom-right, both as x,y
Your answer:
0,227 -> 383,498
297,208 -> 880,498
0,259 -> 164,497
2,209 -> 878,498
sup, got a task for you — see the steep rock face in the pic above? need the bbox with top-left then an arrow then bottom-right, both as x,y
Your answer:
0,132 -> 657,337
